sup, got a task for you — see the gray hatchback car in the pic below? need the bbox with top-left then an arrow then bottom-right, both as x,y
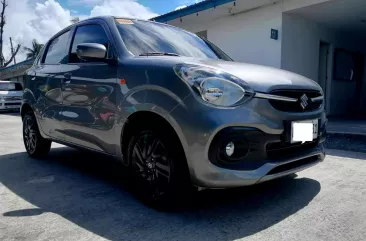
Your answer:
22,16 -> 326,207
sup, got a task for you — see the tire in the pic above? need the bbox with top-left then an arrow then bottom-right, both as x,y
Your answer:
23,111 -> 51,158
127,125 -> 194,210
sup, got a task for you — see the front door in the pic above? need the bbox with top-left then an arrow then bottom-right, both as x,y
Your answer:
31,30 -> 71,141
59,23 -> 118,154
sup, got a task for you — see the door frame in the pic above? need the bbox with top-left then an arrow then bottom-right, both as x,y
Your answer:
58,19 -> 120,154
318,41 -> 332,114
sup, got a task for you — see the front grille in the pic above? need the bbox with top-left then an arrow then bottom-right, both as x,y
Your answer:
269,89 -> 322,112
5,102 -> 21,106
4,96 -> 21,101
266,140 -> 319,160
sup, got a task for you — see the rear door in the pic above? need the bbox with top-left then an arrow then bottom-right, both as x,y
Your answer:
59,21 -> 119,154
30,30 -> 71,140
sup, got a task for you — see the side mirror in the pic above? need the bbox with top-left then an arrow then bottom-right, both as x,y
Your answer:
76,43 -> 107,61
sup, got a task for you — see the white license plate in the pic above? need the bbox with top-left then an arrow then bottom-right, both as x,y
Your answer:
291,119 -> 318,143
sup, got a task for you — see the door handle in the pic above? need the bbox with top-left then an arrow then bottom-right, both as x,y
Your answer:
63,73 -> 71,79
62,73 -> 71,85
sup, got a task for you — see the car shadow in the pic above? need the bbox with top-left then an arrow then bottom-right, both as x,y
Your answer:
0,147 -> 321,241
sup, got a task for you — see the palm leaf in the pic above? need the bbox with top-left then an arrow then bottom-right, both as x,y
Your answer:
24,39 -> 44,59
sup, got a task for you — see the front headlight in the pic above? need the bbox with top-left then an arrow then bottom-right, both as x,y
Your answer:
174,64 -> 254,107
0,96 -> 4,101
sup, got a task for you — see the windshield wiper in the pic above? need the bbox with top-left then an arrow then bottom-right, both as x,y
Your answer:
139,52 -> 180,57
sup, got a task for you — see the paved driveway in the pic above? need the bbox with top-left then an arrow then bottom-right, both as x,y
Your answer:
0,112 -> 365,241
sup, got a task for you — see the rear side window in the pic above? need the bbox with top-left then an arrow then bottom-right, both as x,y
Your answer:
69,24 -> 109,63
44,31 -> 70,64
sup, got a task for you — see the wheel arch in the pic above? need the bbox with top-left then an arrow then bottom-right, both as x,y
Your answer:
120,110 -> 188,167
20,103 -> 33,120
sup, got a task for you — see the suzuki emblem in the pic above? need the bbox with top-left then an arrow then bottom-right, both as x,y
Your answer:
300,94 -> 309,110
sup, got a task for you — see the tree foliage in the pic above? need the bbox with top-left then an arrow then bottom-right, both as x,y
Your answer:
0,0 -> 21,67
24,39 -> 44,59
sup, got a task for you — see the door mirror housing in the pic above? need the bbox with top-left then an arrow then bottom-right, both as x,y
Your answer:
76,43 -> 107,61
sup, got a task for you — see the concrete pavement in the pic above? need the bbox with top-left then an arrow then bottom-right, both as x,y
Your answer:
1,112 -> 366,241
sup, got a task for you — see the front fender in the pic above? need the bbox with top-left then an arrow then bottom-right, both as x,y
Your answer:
114,85 -> 191,162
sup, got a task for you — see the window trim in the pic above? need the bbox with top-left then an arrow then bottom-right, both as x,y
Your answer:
67,23 -> 115,65
201,37 -> 233,61
41,29 -> 71,65
33,45 -> 45,66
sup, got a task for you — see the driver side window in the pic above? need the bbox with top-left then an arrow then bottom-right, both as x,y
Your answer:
69,24 -> 110,63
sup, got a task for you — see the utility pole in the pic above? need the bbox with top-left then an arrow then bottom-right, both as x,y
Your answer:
9,37 -> 15,64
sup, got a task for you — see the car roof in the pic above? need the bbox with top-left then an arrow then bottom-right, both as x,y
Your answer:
72,16 -> 158,27
49,16 -> 163,42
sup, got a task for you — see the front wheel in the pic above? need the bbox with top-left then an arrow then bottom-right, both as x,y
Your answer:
23,111 -> 51,158
127,127 -> 193,209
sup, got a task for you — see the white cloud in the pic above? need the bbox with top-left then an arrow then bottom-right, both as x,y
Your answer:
76,14 -> 90,21
3,0 -> 157,65
68,0 -> 103,6
178,0 -> 204,6
175,5 -> 187,11
4,0 -> 72,63
90,0 -> 157,19
173,0 -> 204,11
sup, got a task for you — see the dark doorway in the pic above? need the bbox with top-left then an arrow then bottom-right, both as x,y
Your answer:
329,48 -> 364,118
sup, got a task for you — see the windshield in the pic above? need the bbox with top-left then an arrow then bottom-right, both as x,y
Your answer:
0,82 -> 23,91
116,19 -> 232,61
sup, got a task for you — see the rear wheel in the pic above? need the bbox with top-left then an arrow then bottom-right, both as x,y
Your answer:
127,126 -> 193,209
23,111 -> 51,158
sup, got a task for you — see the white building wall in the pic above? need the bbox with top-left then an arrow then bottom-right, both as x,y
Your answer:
281,14 -> 366,116
169,0 -> 337,69
179,3 -> 284,68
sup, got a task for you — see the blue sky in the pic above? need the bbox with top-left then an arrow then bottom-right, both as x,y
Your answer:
57,0 -> 198,16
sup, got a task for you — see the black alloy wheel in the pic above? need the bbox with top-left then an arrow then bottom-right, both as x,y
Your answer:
127,126 -> 194,209
23,111 -> 51,157
23,114 -> 37,154
131,132 -> 171,201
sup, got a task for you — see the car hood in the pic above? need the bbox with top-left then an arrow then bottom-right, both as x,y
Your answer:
0,90 -> 23,97
180,58 -> 322,93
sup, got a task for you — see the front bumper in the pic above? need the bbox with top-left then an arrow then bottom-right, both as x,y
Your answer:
198,148 -> 324,188
170,95 -> 327,188
193,126 -> 325,188
0,101 -> 21,110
